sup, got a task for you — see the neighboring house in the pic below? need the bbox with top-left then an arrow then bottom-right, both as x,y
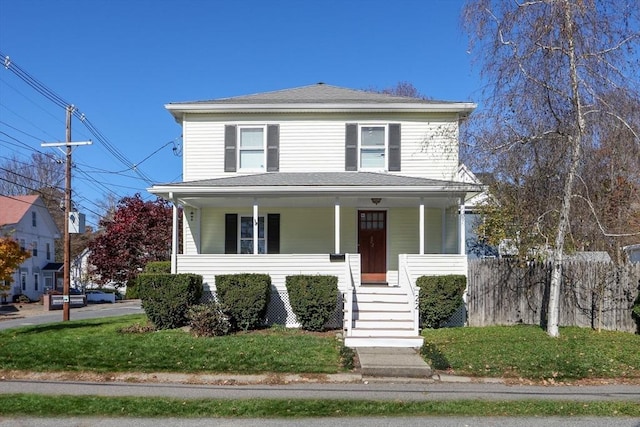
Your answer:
71,247 -> 91,290
623,244 -> 640,263
0,195 -> 61,301
148,83 -> 483,347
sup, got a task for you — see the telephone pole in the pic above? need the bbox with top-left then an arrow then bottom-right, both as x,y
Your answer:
42,105 -> 91,321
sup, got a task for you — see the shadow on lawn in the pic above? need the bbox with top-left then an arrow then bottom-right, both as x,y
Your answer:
420,341 -> 451,370
7,319 -> 115,335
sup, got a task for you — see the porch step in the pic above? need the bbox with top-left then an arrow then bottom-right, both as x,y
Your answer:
352,319 -> 414,330
354,309 -> 413,321
355,292 -> 410,304
345,336 -> 424,348
349,326 -> 417,337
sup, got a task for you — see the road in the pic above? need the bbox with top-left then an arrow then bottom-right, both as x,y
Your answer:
0,300 -> 144,331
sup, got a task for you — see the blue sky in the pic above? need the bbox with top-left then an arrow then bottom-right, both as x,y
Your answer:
0,0 -> 480,227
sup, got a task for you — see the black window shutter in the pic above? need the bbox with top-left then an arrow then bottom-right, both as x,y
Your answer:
388,123 -> 401,171
345,123 -> 358,171
224,125 -> 237,172
224,214 -> 238,254
267,214 -> 280,254
266,124 -> 279,172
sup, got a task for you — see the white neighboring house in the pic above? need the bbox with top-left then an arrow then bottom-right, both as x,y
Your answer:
148,84 -> 484,347
0,195 -> 61,301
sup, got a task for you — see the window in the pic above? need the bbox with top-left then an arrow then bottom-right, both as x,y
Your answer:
19,239 -> 25,251
360,125 -> 387,169
239,127 -> 265,170
46,243 -> 51,260
240,216 -> 265,254
32,211 -> 37,227
21,273 -> 26,291
34,273 -> 39,291
345,123 -> 401,171
32,241 -> 38,257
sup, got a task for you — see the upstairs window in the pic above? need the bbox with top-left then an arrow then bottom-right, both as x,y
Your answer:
46,243 -> 51,260
345,123 -> 401,172
32,211 -> 37,227
239,127 -> 265,171
225,124 -> 279,172
32,241 -> 38,257
360,125 -> 386,170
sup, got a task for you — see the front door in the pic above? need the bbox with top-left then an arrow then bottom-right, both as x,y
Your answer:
358,210 -> 387,283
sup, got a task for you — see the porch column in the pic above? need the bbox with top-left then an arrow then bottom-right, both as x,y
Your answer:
334,198 -> 341,254
253,200 -> 259,255
170,194 -> 178,274
459,203 -> 466,255
419,199 -> 425,255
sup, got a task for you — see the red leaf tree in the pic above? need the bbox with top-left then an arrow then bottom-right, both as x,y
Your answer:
88,194 -> 175,287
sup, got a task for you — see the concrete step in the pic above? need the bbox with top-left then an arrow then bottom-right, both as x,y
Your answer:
355,346 -> 431,377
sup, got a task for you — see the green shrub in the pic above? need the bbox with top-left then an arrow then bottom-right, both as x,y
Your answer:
137,273 -> 203,330
417,274 -> 466,329
144,261 -> 171,274
125,276 -> 139,299
286,275 -> 338,331
215,274 -> 271,331
187,302 -> 232,337
339,344 -> 356,370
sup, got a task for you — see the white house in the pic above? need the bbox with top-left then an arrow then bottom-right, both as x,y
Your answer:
148,84 -> 483,347
0,195 -> 61,301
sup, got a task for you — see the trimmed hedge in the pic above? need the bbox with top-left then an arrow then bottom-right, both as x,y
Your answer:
145,261 -> 171,274
215,274 -> 271,331
417,274 -> 466,329
286,275 -> 338,331
137,273 -> 203,330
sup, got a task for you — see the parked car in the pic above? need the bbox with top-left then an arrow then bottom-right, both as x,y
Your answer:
85,290 -> 116,304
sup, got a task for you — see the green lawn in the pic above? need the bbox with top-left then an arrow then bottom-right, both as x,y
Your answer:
1,315 -> 639,383
422,324 -> 640,381
0,315 -> 343,374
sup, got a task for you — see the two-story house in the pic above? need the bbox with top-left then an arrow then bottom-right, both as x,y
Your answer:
0,195 -> 61,301
148,84 -> 483,347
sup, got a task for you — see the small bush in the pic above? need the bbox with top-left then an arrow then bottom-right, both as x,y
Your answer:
187,302 -> 232,337
215,274 -> 271,331
286,275 -> 338,331
137,273 -> 203,330
125,276 -> 139,299
16,295 -> 31,304
417,274 -> 466,329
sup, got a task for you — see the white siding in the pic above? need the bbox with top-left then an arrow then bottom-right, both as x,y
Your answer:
181,113 -> 461,181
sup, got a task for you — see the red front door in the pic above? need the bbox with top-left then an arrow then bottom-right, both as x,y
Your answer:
358,210 -> 387,283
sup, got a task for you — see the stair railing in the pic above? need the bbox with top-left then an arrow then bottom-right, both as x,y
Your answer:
398,254 -> 421,336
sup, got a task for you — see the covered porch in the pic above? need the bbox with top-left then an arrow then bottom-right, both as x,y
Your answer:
149,172 -> 482,347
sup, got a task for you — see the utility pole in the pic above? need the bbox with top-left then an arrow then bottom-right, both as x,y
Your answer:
42,105 -> 91,321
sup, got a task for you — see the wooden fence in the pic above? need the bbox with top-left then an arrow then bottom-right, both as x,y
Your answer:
467,259 -> 640,333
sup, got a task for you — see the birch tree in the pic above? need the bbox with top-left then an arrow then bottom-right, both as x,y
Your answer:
463,0 -> 640,337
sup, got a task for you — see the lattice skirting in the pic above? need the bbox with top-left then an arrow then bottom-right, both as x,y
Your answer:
201,287 -> 344,329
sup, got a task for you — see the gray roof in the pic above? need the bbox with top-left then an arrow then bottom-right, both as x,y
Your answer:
170,84 -> 459,106
158,172 -> 480,189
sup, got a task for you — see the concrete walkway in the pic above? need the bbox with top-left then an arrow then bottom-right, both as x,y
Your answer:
356,347 -> 433,380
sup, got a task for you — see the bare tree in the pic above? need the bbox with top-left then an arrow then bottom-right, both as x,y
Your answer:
463,0 -> 640,336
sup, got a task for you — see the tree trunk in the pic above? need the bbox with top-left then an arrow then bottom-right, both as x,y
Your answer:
547,0 -> 587,337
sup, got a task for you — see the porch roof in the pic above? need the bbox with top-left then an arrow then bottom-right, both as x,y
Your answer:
148,172 -> 484,206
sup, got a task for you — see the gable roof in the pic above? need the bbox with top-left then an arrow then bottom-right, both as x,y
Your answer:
0,195 -> 40,226
166,83 -> 476,120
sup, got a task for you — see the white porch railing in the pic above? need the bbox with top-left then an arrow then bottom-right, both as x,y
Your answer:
398,254 -> 421,336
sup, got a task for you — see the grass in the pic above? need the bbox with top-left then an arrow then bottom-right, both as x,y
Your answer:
0,395 -> 638,418
0,315 -> 343,374
2,315 -> 639,383
422,325 -> 640,381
